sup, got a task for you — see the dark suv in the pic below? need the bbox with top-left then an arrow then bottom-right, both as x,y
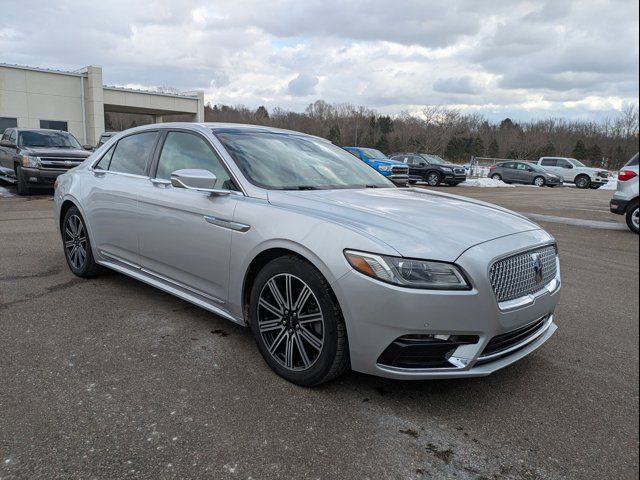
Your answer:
390,153 -> 466,186
0,129 -> 91,195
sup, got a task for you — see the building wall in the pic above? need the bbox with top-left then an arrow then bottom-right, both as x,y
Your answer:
0,65 -> 86,142
1,64 -> 205,146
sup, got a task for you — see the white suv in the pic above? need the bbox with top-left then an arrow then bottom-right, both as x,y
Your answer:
538,157 -> 610,189
610,153 -> 639,233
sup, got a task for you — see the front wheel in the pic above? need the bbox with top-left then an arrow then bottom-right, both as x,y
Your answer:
425,172 -> 441,186
533,176 -> 546,187
575,175 -> 591,189
626,201 -> 639,234
62,206 -> 101,278
249,255 -> 349,386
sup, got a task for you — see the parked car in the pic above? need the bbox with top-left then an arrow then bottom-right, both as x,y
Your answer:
96,132 -> 116,148
0,128 -> 91,195
389,153 -> 467,186
537,157 -> 609,189
610,153 -> 639,233
342,147 -> 409,185
489,161 -> 563,187
54,123 -> 561,386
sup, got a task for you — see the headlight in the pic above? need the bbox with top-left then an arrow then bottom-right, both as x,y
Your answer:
21,155 -> 41,168
378,165 -> 393,172
344,250 -> 471,290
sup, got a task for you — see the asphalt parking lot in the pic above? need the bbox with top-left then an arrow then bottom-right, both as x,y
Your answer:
1,184 -> 638,479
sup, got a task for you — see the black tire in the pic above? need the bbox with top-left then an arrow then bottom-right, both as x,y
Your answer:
533,176 -> 546,187
62,206 -> 101,278
15,165 -> 31,196
590,184 -> 602,189
626,201 -> 639,234
490,173 -> 502,181
249,255 -> 349,386
575,175 -> 591,189
425,171 -> 441,186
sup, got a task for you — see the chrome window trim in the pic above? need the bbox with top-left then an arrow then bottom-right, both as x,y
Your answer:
204,215 -> 251,232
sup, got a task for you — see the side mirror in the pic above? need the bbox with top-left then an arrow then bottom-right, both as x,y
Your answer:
170,169 -> 230,195
0,139 -> 16,148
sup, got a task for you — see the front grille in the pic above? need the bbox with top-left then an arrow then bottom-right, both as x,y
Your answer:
39,157 -> 85,170
454,168 -> 466,175
489,245 -> 557,303
391,166 -> 409,175
476,316 -> 547,364
599,172 -> 609,178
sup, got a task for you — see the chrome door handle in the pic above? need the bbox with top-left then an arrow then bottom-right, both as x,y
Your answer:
150,178 -> 171,187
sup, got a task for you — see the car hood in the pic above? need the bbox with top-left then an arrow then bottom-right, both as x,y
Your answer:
267,188 -> 541,261
22,147 -> 91,158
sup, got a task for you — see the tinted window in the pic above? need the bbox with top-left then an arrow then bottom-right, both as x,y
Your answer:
558,159 -> 573,168
0,117 -> 17,134
95,145 -> 115,170
540,158 -> 557,167
40,120 -> 68,131
500,162 -> 515,169
156,132 -> 234,189
19,130 -> 81,148
108,132 -> 157,175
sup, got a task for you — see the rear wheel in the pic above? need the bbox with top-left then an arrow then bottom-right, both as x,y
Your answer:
533,176 -> 545,187
62,206 -> 101,278
425,171 -> 441,186
626,201 -> 639,234
575,175 -> 591,189
15,166 -> 31,196
249,255 -> 349,386
490,173 -> 502,181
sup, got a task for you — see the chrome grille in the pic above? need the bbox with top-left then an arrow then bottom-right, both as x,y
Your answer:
391,166 -> 409,175
39,157 -> 86,170
454,168 -> 466,175
489,245 -> 557,303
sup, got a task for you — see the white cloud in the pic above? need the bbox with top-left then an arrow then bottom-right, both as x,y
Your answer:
0,0 -> 637,121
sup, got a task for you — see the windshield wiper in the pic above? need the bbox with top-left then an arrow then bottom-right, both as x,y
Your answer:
364,184 -> 381,188
294,186 -> 323,190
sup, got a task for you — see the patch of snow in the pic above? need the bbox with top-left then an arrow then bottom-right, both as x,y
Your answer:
459,178 -> 515,188
0,186 -> 15,198
599,178 -> 618,190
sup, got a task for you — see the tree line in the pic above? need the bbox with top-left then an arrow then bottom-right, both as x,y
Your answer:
205,101 -> 639,170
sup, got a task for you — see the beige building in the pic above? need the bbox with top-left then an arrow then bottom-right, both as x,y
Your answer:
0,63 -> 205,145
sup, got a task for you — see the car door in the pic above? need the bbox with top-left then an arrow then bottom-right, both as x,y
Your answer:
137,129 -> 240,305
539,158 -> 563,178
556,158 -> 576,181
84,130 -> 159,268
514,163 -> 532,183
500,162 -> 517,182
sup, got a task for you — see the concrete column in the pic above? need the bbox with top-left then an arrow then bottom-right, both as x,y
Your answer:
195,90 -> 205,122
154,114 -> 164,123
78,66 -> 105,145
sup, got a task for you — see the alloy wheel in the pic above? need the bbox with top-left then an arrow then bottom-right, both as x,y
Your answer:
426,173 -> 440,186
633,207 -> 639,230
64,214 -> 88,270
534,177 -> 545,187
257,273 -> 325,371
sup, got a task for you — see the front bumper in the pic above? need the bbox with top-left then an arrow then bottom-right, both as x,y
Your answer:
335,230 -> 561,379
22,167 -> 66,186
388,174 -> 410,186
443,172 -> 467,184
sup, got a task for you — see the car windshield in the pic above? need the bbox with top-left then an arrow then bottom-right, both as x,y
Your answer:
420,154 -> 446,165
214,129 -> 395,190
568,158 -> 587,168
19,130 -> 82,149
359,148 -> 388,160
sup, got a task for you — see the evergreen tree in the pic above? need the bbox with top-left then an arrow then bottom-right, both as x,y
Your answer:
327,124 -> 341,144
487,139 -> 500,158
255,106 -> 269,119
572,139 -> 588,160
473,136 -> 485,157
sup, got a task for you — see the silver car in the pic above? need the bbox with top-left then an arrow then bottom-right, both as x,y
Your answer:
490,161 -> 563,187
53,123 -> 561,386
610,153 -> 639,233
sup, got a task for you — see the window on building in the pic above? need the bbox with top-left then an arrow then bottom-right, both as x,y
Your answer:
108,132 -> 158,175
40,120 -> 69,131
0,117 -> 17,134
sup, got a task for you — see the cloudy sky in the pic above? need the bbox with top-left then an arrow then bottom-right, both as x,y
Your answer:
1,0 -> 638,121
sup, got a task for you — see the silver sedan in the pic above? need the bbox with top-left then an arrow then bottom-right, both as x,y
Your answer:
54,123 -> 561,386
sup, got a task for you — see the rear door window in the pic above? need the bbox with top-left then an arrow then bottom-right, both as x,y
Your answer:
108,132 -> 158,175
540,158 -> 557,167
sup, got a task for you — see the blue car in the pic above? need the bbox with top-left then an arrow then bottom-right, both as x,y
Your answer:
342,147 -> 410,186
